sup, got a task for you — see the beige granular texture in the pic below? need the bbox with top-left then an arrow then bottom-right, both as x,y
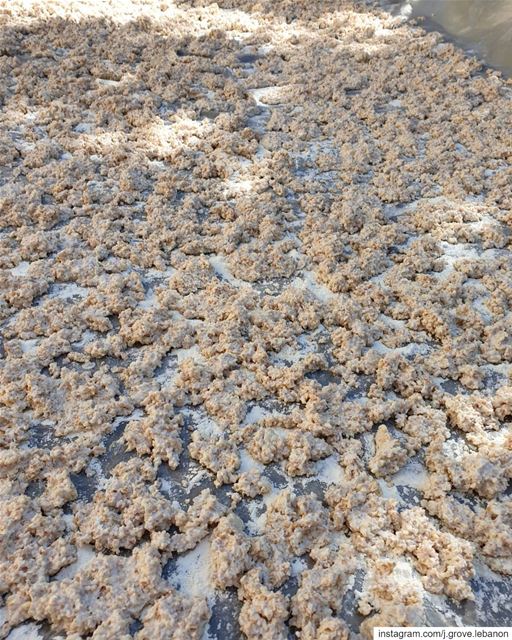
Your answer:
135,590 -> 210,640
358,558 -> 424,638
368,424 -> 412,477
209,514 -> 252,588
238,568 -> 289,640
291,543 -> 356,639
0,0 -> 512,637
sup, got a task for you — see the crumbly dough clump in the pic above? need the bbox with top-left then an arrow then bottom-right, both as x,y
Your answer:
1,0 -> 511,636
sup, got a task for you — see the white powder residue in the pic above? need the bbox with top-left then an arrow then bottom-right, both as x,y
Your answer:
138,288 -> 158,310
19,338 -> 39,354
169,539 -> 215,601
10,262 -> 30,277
315,455 -> 344,485
272,334 -> 317,365
223,175 -> 254,195
245,480 -> 285,535
377,479 -> 400,501
184,467 -> 211,493
293,270 -> 336,303
175,345 -> 205,364
247,86 -> 285,106
86,457 -> 108,490
71,330 -> 96,349
155,346 -> 204,385
238,448 -> 263,474
209,255 -> 247,288
371,340 -> 430,358
50,283 -> 88,299
290,556 -> 308,576
393,459 -> 429,491
144,266 -> 176,279
184,409 -> 222,437
242,404 -> 271,426
5,623 -> 43,640
55,546 -> 96,580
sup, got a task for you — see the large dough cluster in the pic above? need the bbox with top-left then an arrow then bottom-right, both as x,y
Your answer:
0,0 -> 511,638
